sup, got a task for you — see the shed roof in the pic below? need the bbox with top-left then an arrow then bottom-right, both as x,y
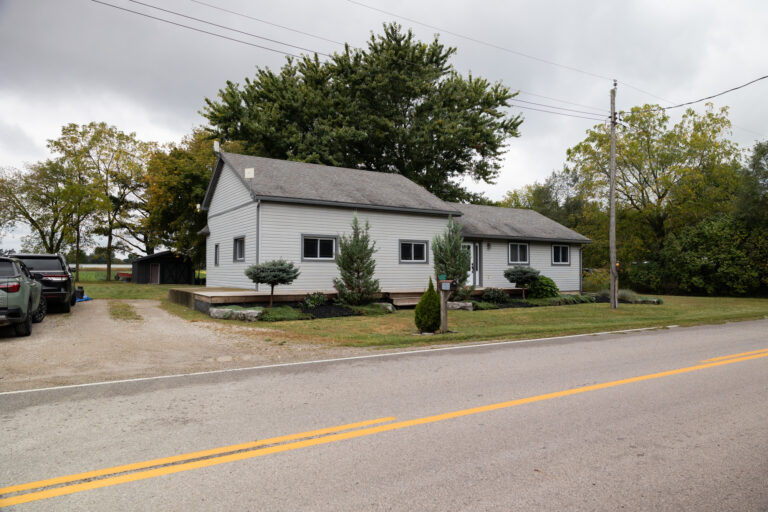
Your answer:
450,203 -> 591,244
133,250 -> 189,263
201,152 -> 461,216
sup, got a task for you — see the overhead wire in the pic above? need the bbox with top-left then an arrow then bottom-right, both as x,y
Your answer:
127,0 -> 331,57
188,0 -> 612,113
90,0 -> 620,124
188,0 -> 344,46
509,103 -> 606,122
346,0 -> 614,82
90,0 -> 304,58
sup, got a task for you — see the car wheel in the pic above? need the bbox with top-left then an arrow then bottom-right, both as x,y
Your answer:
31,296 -> 47,323
60,298 -> 71,313
15,304 -> 32,337
70,292 -> 77,307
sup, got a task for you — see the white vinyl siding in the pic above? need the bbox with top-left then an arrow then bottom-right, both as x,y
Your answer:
205,201 -> 258,289
259,203 -> 448,292
207,162 -> 253,216
481,241 -> 581,292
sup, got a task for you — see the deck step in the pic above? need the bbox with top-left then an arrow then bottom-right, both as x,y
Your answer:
391,295 -> 423,307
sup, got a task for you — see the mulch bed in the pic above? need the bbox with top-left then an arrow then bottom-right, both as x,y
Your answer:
496,301 -> 538,308
301,303 -> 361,319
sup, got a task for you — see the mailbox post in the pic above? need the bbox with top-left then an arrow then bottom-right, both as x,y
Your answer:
437,275 -> 455,334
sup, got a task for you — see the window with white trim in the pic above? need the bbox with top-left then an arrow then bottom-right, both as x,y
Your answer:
508,243 -> 529,264
400,241 -> 427,263
214,244 -> 220,266
552,244 -> 570,265
303,236 -> 336,260
233,237 -> 245,262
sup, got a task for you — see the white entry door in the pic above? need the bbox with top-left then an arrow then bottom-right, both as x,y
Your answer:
462,243 -> 477,286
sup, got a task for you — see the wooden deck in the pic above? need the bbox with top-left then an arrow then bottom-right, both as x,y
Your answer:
168,287 -> 524,313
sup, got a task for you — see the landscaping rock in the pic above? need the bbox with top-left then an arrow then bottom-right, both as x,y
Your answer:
240,309 -> 263,321
209,308 -> 233,319
372,302 -> 395,313
447,301 -> 473,311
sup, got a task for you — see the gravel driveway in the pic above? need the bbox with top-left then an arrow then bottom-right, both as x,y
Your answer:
0,300 -> 371,392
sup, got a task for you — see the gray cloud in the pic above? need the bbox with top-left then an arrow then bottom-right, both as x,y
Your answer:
0,0 -> 765,202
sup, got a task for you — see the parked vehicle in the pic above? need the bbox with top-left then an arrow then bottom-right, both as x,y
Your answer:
10,253 -> 76,312
0,257 -> 45,336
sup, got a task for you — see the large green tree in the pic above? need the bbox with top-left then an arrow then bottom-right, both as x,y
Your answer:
0,160 -> 76,253
564,104 -> 740,257
733,140 -> 768,228
203,23 -> 522,202
145,129 -> 223,266
49,122 -> 156,279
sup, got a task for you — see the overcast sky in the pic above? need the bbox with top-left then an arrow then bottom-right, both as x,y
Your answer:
1,0 -> 766,250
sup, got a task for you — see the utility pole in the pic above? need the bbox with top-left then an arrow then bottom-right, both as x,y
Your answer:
609,80 -> 618,309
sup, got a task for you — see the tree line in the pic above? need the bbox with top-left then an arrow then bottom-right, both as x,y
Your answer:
502,105 -> 768,296
1,24 -> 764,296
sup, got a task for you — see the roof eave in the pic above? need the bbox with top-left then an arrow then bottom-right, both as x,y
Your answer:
461,232 -> 592,244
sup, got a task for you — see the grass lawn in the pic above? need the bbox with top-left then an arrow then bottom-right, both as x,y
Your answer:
162,296 -> 768,348
76,270 -> 122,281
77,281 -> 199,300
108,301 -> 143,321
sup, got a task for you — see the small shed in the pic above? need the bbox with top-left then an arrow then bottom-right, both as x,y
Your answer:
131,251 -> 195,285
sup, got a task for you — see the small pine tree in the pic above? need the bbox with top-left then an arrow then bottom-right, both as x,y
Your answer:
504,265 -> 540,299
414,278 -> 441,333
333,215 -> 380,305
432,218 -> 471,289
504,266 -> 540,287
245,259 -> 300,307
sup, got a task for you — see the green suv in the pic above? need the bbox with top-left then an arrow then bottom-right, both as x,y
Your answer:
0,257 -> 45,336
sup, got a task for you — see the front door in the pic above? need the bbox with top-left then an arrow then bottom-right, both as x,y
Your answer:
462,243 -> 477,286
149,263 -> 160,284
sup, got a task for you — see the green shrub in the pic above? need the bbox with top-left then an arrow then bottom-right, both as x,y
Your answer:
481,287 -> 509,304
260,306 -> 311,322
451,285 -> 475,302
333,215 -> 380,305
618,289 -> 639,303
525,294 -> 596,306
503,266 -> 540,287
414,278 -> 441,333
302,292 -> 327,309
472,301 -> 500,310
245,259 -> 300,307
582,268 -> 609,292
528,276 -> 559,298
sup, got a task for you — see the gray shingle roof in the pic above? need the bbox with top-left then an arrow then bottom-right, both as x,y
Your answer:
450,203 -> 591,244
203,152 -> 461,216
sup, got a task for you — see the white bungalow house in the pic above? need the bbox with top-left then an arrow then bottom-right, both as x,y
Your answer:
200,152 -> 591,293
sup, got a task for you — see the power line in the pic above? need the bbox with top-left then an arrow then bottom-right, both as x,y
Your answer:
346,0 -> 614,82
184,0 -> 611,112
511,98 -> 606,116
91,0 -> 304,58
516,91 -> 607,113
509,102 -> 606,122
620,74 -> 768,114
128,0 -> 331,57
188,0 -> 344,46
660,74 -> 768,111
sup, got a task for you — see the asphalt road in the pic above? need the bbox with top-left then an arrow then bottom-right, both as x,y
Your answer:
1,320 -> 767,511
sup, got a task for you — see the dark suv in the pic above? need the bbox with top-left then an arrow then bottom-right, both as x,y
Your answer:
11,254 -> 76,312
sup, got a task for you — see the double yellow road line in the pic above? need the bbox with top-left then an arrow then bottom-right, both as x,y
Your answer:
2,348 -> 767,507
